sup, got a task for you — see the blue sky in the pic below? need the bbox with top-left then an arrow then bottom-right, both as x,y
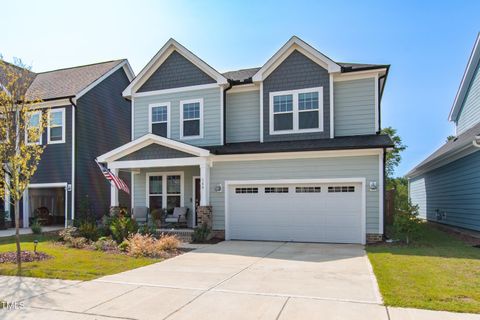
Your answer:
1,0 -> 479,176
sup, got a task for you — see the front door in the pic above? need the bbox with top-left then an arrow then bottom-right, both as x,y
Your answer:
194,178 -> 201,225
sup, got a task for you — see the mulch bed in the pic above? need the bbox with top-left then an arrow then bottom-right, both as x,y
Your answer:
431,223 -> 480,246
0,251 -> 52,264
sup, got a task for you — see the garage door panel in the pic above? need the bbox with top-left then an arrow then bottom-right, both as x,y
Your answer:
228,182 -> 363,244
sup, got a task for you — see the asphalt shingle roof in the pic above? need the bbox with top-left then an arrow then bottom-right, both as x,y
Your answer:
407,122 -> 480,176
207,134 -> 393,155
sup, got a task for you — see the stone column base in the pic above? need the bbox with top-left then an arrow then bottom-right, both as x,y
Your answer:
196,206 -> 213,228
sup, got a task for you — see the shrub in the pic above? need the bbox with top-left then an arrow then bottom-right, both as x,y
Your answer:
68,236 -> 88,249
93,237 -> 118,251
109,215 -> 138,243
156,234 -> 180,251
192,223 -> 212,243
30,220 -> 42,234
78,221 -> 99,241
138,224 -> 157,236
59,227 -> 79,242
118,240 -> 129,252
393,201 -> 422,245
125,233 -> 180,258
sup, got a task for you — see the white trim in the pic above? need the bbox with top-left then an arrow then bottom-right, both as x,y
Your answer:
378,151 -> 384,234
329,74 -> 334,138
47,108 -> 66,144
211,148 -> 383,162
252,36 -> 341,82
97,133 -> 210,162
333,70 -> 385,82
71,104 -> 75,221
374,73 -> 379,132
133,83 -> 219,98
269,87 -> 324,135
75,60 -> 134,102
109,157 -> 206,170
145,171 -> 185,209
449,33 -> 480,122
25,182 -> 68,228
25,110 -> 42,145
224,177 -> 367,244
259,82 -> 264,143
227,83 -> 260,94
192,176 -> 200,227
123,39 -> 227,98
220,87 -> 224,145
180,98 -> 204,140
148,102 -> 171,138
131,98 -> 135,140
4,175 -> 10,221
31,99 -> 71,109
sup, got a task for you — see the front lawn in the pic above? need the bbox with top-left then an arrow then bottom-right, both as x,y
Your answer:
0,233 -> 160,280
367,223 -> 480,314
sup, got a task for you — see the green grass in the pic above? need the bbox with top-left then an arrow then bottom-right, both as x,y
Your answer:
0,233 -> 160,280
367,223 -> 480,313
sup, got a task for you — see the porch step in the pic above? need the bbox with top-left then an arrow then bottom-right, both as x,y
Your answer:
157,228 -> 193,242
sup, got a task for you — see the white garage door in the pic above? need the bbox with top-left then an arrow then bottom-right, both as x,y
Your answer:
227,182 -> 363,244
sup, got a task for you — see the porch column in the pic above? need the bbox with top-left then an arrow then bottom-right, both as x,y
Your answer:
199,161 -> 210,205
110,167 -> 119,207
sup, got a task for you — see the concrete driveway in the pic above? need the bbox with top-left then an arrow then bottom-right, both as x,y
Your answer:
2,241 -> 479,319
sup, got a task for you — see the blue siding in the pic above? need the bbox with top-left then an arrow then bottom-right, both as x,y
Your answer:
457,62 -> 480,134
226,90 -> 260,143
409,150 -> 480,231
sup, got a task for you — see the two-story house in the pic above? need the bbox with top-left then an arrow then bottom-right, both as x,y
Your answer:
408,33 -> 480,232
98,36 -> 392,244
0,59 -> 134,228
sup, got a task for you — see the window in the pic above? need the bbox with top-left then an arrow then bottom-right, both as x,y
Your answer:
48,108 -> 65,144
147,173 -> 183,213
265,187 -> 289,193
296,186 -> 321,193
235,187 -> 258,194
269,87 -> 323,134
149,103 -> 170,138
25,111 -> 42,145
328,186 -> 355,193
180,99 -> 203,139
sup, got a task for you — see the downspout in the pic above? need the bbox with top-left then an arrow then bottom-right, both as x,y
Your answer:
383,148 -> 387,237
69,97 -> 77,225
377,73 -> 387,133
223,82 -> 233,145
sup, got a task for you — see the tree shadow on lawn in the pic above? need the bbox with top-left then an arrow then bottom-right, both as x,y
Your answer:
367,223 -> 480,260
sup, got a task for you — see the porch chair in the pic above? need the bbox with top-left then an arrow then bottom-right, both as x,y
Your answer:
131,206 -> 150,225
164,207 -> 189,227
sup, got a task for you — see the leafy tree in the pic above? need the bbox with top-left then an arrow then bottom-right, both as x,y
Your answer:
387,177 -> 409,211
393,201 -> 421,244
381,127 -> 407,178
0,58 -> 48,270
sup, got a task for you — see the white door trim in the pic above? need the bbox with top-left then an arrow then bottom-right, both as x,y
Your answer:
25,182 -> 69,228
224,178 -> 367,244
192,176 -> 200,227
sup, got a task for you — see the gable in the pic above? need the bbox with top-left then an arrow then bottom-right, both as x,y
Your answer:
118,143 -> 196,161
138,51 -> 216,92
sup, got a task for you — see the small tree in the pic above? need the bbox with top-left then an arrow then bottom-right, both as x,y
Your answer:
393,201 -> 421,245
0,58 -> 48,270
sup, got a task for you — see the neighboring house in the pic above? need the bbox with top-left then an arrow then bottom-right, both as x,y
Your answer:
97,36 -> 392,244
0,60 -> 134,228
408,34 -> 480,232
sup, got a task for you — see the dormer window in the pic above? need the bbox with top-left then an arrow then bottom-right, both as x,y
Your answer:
269,87 -> 323,135
180,99 -> 203,139
149,103 -> 170,138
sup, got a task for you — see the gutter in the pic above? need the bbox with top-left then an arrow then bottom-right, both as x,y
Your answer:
473,135 -> 480,147
377,66 -> 389,133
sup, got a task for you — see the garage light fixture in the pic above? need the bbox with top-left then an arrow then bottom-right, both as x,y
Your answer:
369,181 -> 378,191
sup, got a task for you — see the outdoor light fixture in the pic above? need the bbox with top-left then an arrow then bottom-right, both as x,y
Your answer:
214,184 -> 223,192
33,240 -> 38,254
369,181 -> 378,191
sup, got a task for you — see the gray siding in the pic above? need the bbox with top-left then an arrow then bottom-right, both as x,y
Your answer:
29,105 -> 73,220
457,62 -> 480,134
119,144 -> 195,161
226,90 -> 260,143
133,166 -> 200,227
138,51 -> 215,92
210,155 -> 380,233
263,50 -> 330,142
334,78 -> 376,136
409,150 -> 480,231
133,87 -> 221,146
76,68 -> 132,216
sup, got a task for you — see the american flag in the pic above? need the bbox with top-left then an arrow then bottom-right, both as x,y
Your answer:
95,160 -> 130,194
